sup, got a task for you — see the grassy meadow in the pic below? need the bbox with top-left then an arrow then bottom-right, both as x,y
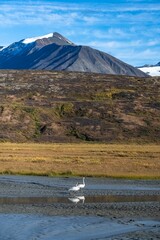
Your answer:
0,143 -> 160,179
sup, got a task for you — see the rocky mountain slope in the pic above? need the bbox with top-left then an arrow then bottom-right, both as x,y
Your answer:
0,32 -> 147,77
0,70 -> 159,143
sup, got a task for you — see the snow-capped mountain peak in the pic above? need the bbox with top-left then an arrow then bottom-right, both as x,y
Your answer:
0,32 -> 75,58
22,33 -> 54,44
22,32 -> 74,46
0,32 -> 148,76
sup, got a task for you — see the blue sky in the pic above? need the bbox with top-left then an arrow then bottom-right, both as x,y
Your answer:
0,0 -> 159,66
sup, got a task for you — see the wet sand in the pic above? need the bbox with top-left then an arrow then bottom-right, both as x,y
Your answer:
0,175 -> 160,239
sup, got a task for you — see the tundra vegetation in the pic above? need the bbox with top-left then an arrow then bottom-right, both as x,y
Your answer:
0,70 -> 159,178
0,143 -> 160,178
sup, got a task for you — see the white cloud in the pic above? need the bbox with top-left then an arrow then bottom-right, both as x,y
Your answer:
88,39 -> 145,50
0,3 -> 81,26
147,40 -> 159,47
115,48 -> 160,66
89,41 -> 121,49
1,1 -> 159,27
82,16 -> 100,25
92,28 -> 128,39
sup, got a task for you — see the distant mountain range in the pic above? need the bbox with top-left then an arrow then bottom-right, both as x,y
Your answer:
0,32 -> 147,77
138,62 -> 160,76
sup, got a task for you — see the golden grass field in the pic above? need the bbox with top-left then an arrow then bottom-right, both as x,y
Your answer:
0,143 -> 160,179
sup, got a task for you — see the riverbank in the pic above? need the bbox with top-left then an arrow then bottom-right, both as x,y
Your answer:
0,175 -> 159,239
0,143 -> 160,178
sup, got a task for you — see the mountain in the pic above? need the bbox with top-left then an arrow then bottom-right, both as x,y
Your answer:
138,62 -> 160,76
0,32 -> 147,77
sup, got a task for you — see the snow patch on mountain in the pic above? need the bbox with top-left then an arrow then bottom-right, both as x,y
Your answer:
23,33 -> 54,44
0,46 -> 6,51
138,66 -> 160,76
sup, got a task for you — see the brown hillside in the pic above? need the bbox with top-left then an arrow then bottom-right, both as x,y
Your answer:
0,70 -> 159,143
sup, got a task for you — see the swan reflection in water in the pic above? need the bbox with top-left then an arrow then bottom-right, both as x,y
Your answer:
68,196 -> 85,204
68,177 -> 86,204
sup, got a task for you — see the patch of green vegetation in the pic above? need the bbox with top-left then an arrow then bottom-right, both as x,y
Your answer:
34,121 -> 41,138
1,171 -> 159,180
93,88 -> 135,101
1,169 -> 12,175
26,92 -> 39,100
23,106 -> 35,114
54,102 -> 74,118
23,106 -> 41,138
11,102 -> 23,110
68,126 -> 92,141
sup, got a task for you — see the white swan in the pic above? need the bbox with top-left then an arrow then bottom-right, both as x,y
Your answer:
77,177 -> 85,189
68,182 -> 80,192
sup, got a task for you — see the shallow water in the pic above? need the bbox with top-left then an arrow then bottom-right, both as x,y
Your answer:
0,194 -> 160,205
0,175 -> 160,192
0,175 -> 160,239
0,214 -> 159,240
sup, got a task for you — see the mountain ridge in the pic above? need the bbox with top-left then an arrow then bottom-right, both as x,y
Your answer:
0,32 -> 147,77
